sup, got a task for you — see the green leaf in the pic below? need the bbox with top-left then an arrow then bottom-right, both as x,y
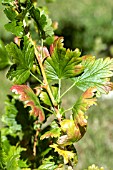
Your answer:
4,7 -> 17,21
11,85 -> 45,122
7,65 -> 30,84
0,40 -> 10,70
6,36 -> 34,84
2,0 -> 13,5
6,146 -> 26,170
29,4 -> 54,38
37,156 -> 58,170
0,132 -> 7,169
40,86 -> 58,106
0,133 -> 27,170
2,96 -> 22,137
74,56 -> 113,94
5,21 -> 24,37
45,37 -> 84,80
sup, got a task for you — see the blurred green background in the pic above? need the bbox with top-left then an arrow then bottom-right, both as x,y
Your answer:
0,0 -> 113,169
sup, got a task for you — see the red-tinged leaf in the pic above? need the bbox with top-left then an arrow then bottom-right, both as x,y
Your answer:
45,37 -> 84,80
11,85 -> 45,122
71,87 -> 97,141
57,88 -> 97,146
37,46 -> 50,61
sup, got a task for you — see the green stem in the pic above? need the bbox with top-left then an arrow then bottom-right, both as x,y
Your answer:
62,107 -> 73,114
58,79 -> 61,110
60,81 -> 76,99
34,39 -> 57,106
30,71 -> 43,84
41,106 -> 54,114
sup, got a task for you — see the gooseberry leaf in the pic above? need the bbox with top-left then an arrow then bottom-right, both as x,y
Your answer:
6,36 -> 34,84
50,144 -> 77,164
4,7 -> 17,21
2,96 -> 22,137
29,4 -> 54,38
11,85 -> 45,122
37,156 -> 58,170
45,37 -> 84,80
58,88 -> 98,145
5,21 -> 24,37
74,56 -> 113,94
72,87 -> 97,141
40,128 -> 61,140
57,119 -> 77,146
0,40 -> 10,70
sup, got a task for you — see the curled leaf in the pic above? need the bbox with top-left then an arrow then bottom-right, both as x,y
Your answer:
72,87 -> 97,141
11,85 -> 45,122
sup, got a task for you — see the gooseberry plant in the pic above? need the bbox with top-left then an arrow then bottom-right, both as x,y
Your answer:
0,0 -> 113,169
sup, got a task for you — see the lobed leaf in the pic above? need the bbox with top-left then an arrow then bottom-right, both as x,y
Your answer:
2,96 -> 22,137
4,7 -> 17,21
50,144 -> 77,164
11,85 -> 45,122
37,156 -> 57,170
40,128 -> 61,140
72,87 -> 97,141
74,56 -> 113,95
5,21 -> 24,37
6,36 -> 34,84
57,88 -> 97,145
29,4 -> 54,38
45,37 -> 84,80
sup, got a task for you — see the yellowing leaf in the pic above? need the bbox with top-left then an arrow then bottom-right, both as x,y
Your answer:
50,144 -> 77,164
40,128 -> 61,140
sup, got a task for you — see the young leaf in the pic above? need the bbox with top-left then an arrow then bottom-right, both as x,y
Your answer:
57,119 -> 77,146
45,37 -> 84,80
50,144 -> 77,164
6,36 -> 34,84
5,21 -> 24,37
11,85 -> 45,122
0,40 -> 10,70
74,56 -> 113,94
